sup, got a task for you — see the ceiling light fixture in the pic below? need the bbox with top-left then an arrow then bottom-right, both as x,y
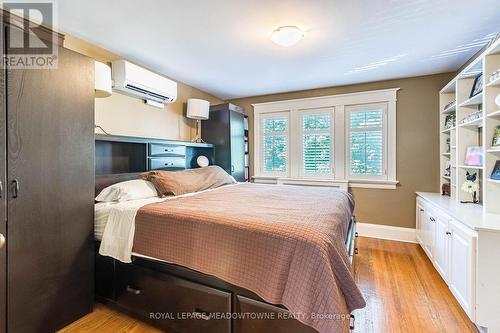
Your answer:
271,25 -> 304,47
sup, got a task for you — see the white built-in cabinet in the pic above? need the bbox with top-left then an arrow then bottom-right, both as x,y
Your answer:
416,196 -> 476,321
433,212 -> 449,281
428,35 -> 500,332
448,221 -> 477,317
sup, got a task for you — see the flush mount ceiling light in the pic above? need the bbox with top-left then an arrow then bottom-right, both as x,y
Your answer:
271,25 -> 304,47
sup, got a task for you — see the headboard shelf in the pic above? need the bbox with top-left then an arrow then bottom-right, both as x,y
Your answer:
95,134 -> 215,185
95,133 -> 214,148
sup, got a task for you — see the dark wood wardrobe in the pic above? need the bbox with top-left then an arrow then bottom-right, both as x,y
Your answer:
202,103 -> 247,182
0,13 -> 95,333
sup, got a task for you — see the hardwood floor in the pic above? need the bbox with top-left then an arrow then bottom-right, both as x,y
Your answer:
58,303 -> 163,333
352,237 -> 477,333
60,237 -> 477,333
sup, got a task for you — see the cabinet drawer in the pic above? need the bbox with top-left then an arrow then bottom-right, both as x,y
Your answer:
149,143 -> 186,157
234,296 -> 317,333
149,157 -> 186,170
116,264 -> 231,333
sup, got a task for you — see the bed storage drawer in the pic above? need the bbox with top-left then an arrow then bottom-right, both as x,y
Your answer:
116,264 -> 231,333
149,143 -> 186,157
234,296 -> 317,333
149,157 -> 186,170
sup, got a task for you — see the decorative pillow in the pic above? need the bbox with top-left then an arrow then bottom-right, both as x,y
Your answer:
95,179 -> 158,202
142,165 -> 236,197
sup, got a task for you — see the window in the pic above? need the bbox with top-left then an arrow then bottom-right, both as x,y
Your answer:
253,89 -> 398,188
300,111 -> 333,176
261,113 -> 289,175
347,104 -> 386,180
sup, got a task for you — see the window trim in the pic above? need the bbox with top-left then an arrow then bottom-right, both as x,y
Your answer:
252,88 -> 399,189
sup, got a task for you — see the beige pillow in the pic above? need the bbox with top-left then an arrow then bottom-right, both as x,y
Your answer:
142,165 -> 236,197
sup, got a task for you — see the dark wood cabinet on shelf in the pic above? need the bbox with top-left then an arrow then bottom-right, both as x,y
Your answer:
0,13 -> 95,333
202,103 -> 249,182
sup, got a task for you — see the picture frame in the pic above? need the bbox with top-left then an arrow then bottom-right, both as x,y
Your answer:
492,126 -> 500,148
491,160 -> 500,180
470,73 -> 483,98
464,146 -> 483,167
445,114 -> 455,129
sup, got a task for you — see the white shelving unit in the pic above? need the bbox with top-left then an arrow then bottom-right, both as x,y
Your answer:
439,37 -> 500,214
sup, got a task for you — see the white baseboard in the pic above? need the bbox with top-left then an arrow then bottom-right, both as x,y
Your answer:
357,223 -> 417,243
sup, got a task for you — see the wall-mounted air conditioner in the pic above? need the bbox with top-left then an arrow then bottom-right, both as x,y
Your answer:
111,60 -> 177,107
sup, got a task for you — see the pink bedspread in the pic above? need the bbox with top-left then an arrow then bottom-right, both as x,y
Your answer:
133,183 -> 366,333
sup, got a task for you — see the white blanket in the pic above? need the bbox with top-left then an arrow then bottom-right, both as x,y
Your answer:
99,197 -> 165,263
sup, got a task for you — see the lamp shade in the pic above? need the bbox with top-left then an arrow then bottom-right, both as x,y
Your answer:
186,98 -> 210,120
95,61 -> 112,98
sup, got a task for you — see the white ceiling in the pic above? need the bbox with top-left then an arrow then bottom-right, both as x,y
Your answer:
57,0 -> 500,99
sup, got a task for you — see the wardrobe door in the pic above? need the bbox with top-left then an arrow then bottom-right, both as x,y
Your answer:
0,24 -> 6,333
6,27 -> 94,332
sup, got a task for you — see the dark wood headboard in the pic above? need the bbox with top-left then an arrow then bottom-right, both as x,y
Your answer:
95,134 -> 214,196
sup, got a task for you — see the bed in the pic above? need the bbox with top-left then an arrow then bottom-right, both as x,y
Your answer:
94,173 -> 364,333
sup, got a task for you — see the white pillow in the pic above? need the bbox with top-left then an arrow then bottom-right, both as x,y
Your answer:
95,179 -> 158,202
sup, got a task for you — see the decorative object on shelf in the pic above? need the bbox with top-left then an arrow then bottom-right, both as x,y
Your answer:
441,183 -> 451,196
444,99 -> 456,111
464,146 -> 483,167
491,161 -> 500,181
492,126 -> 500,148
446,138 -> 451,153
495,93 -> 500,107
187,98 -> 210,143
460,172 -> 479,204
460,110 -> 482,125
470,73 -> 483,98
444,114 -> 456,129
444,160 -> 451,177
196,155 -> 209,167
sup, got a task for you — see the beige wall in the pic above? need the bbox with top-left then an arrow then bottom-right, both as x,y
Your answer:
64,35 -> 224,141
230,73 -> 454,228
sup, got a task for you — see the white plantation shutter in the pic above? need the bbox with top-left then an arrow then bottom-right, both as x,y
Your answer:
301,112 -> 333,176
261,113 -> 289,175
348,104 -> 387,179
254,89 -> 397,187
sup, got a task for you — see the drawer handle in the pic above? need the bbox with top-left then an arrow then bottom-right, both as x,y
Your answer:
126,285 -> 141,295
420,209 -> 424,212
193,308 -> 211,321
354,248 -> 359,255
164,148 -> 174,152
164,163 -> 174,166
350,314 -> 355,330
355,232 -> 359,238
446,231 -> 451,236
429,217 -> 436,222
